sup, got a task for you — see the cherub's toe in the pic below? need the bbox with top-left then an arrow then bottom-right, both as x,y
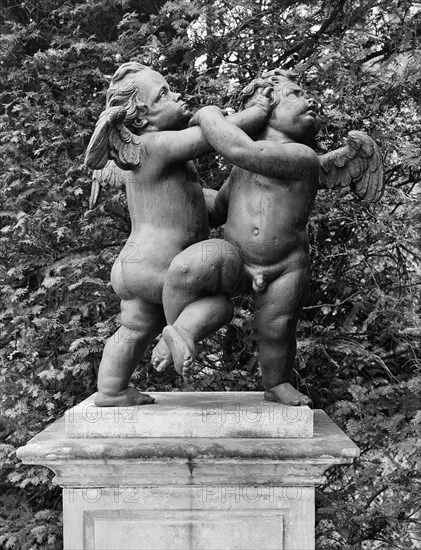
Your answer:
157,357 -> 173,372
162,325 -> 196,377
182,359 -> 194,378
151,350 -> 173,372
183,356 -> 194,368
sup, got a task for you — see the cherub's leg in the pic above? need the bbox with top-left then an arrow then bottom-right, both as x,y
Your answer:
162,294 -> 233,377
95,297 -> 166,407
152,295 -> 233,375
254,268 -> 311,406
152,239 -> 243,376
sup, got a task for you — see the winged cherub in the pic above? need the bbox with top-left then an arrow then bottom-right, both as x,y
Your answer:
84,62 -> 272,407
154,68 -> 384,406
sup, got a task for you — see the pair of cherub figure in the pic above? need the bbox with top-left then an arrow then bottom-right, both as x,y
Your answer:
85,62 -> 383,408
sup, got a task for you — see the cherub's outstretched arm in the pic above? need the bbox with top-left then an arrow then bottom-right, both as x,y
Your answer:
151,97 -> 272,164
85,96 -> 272,173
195,106 -> 319,180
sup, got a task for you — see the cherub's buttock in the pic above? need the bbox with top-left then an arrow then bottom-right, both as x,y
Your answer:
122,259 -> 166,304
111,246 -> 170,304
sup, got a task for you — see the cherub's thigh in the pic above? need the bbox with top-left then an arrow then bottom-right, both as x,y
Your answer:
120,297 -> 166,336
169,238 -> 244,295
255,268 -> 310,324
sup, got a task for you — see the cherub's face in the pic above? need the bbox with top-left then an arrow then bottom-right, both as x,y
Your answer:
267,76 -> 319,143
136,70 -> 192,131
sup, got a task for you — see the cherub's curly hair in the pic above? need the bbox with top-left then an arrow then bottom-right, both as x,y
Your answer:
106,62 -> 150,128
239,68 -> 299,109
85,62 -> 151,170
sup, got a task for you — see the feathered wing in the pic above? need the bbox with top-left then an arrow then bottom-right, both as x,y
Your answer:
318,131 -> 385,202
85,106 -> 146,170
89,161 -> 128,209
85,106 -> 146,207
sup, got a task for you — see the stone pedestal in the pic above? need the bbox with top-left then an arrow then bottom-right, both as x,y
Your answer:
17,392 -> 359,550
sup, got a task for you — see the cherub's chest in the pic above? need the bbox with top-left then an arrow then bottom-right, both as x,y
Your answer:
159,160 -> 198,185
231,168 -> 280,197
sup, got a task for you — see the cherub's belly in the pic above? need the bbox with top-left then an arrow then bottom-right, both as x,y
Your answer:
224,223 -> 309,270
224,176 -> 315,272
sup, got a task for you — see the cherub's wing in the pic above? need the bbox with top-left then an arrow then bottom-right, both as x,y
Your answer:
89,161 -> 128,209
318,131 -> 385,202
85,106 -> 146,171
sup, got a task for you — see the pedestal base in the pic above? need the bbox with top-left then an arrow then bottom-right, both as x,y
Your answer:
17,393 -> 359,550
64,486 -> 314,550
65,392 -> 313,439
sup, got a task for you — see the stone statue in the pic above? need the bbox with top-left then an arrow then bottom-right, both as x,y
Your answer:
84,62 -> 272,407
152,69 -> 385,406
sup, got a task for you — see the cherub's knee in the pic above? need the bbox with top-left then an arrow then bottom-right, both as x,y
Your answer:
257,314 -> 297,343
167,258 -> 199,291
120,300 -> 162,335
119,315 -> 146,334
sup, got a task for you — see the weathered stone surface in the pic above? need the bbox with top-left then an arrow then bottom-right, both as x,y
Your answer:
63,486 -> 314,550
18,408 -> 358,486
65,392 -> 313,439
17,405 -> 359,550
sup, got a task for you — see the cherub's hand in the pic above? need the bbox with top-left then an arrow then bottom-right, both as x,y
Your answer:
189,106 -> 225,127
244,86 -> 273,114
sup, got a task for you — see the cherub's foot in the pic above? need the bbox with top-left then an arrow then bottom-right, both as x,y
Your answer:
162,325 -> 195,378
264,383 -> 311,406
95,387 -> 155,407
151,337 -> 173,372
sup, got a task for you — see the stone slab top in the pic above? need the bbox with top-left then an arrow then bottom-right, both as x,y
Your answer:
65,392 -> 313,439
18,408 -> 359,466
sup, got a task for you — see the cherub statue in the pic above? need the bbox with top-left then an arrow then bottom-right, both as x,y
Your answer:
84,62 -> 272,406
153,68 -> 384,406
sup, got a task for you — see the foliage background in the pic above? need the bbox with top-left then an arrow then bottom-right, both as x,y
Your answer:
0,0 -> 420,548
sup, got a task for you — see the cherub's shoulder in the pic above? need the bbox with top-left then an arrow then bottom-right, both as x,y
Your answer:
139,126 -> 211,164
283,141 -> 319,162
130,132 -> 172,166
267,140 -> 319,172
137,131 -> 156,151
140,130 -> 180,156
